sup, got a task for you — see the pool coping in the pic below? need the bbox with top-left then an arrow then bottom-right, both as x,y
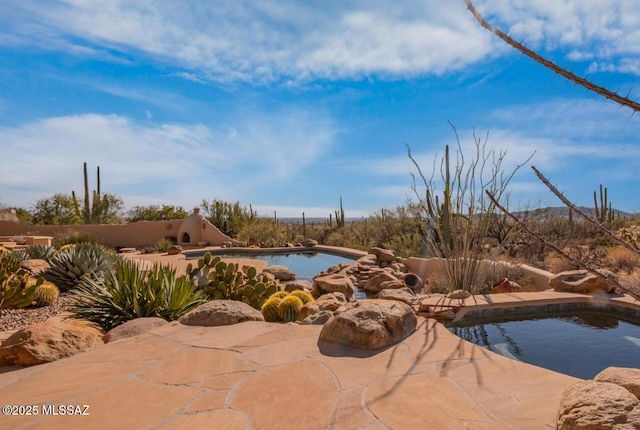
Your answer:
420,290 -> 640,326
183,245 -> 368,260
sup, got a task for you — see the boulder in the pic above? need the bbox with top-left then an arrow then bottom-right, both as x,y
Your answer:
314,274 -> 355,301
178,300 -> 264,326
491,278 -> 522,294
378,279 -> 406,290
447,289 -> 471,299
103,317 -> 168,343
263,265 -> 296,281
550,269 -> 617,293
284,280 -> 313,293
302,239 -> 318,247
370,247 -> 396,263
377,287 -> 417,305
21,259 -> 50,275
357,254 -> 378,266
595,367 -> 640,400
365,271 -> 399,293
167,245 -> 183,255
316,292 -> 347,303
319,300 -> 417,350
0,317 -> 103,366
557,380 -> 640,429
299,310 -> 333,325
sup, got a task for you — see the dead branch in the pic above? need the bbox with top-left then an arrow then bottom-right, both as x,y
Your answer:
464,0 -> 640,113
486,190 -> 640,301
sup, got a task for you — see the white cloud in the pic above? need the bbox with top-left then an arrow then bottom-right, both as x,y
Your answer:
0,110 -> 338,209
0,1 -> 496,83
478,0 -> 640,72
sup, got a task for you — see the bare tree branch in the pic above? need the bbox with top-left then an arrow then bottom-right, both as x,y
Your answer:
486,190 -> 640,301
464,0 -> 640,113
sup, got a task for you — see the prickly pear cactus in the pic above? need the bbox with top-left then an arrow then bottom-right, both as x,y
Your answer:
187,252 -> 278,309
0,253 -> 42,309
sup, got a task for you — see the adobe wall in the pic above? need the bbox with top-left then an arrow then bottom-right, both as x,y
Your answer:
0,219 -> 233,249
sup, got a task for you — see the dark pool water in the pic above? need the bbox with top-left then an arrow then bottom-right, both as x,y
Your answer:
449,313 -> 640,379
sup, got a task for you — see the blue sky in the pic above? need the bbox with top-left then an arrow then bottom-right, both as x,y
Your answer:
1,1 -> 639,218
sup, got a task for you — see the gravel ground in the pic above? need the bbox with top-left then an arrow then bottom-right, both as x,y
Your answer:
0,293 -> 75,332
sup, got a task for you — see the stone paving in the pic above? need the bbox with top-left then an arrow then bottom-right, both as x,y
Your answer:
0,316 -> 579,430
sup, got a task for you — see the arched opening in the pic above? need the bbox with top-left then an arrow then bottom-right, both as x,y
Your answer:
182,233 -> 191,243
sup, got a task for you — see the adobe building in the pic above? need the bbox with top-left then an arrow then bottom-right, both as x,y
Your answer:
0,208 -> 233,249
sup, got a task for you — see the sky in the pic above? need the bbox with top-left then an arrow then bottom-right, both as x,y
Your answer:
1,0 -> 640,218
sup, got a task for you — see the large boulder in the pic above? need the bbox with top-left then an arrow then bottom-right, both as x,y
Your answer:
21,259 -> 50,275
103,317 -> 169,343
179,300 -> 264,326
557,380 -> 640,430
263,265 -> 296,281
377,287 -> 417,306
284,279 -> 313,293
319,300 -> 417,350
370,247 -> 396,263
595,367 -> 640,400
550,269 -> 617,293
0,317 -> 103,366
364,271 -> 399,294
314,274 -> 355,301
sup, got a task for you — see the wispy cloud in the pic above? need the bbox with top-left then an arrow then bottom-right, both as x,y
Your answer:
0,110 -> 338,209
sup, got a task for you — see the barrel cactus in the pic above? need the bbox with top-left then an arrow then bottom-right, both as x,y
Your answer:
31,281 -> 60,307
261,296 -> 283,322
271,291 -> 290,300
43,243 -> 114,292
290,290 -> 314,305
277,295 -> 304,323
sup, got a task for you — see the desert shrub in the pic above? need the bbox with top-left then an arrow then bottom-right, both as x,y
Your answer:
607,247 -> 640,274
155,237 -> 175,253
68,259 -> 207,331
52,231 -> 100,248
201,199 -> 256,238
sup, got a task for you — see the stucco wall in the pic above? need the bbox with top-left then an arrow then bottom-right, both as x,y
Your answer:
0,219 -> 233,249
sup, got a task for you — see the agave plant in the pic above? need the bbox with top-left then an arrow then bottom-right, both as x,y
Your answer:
67,259 -> 207,331
43,243 -> 115,292
25,244 -> 57,262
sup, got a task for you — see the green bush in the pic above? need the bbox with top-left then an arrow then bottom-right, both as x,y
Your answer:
52,231 -> 100,248
68,259 -> 207,331
155,237 -> 175,253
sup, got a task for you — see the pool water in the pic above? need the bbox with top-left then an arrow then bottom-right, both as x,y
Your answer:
188,251 -> 356,281
449,313 -> 640,379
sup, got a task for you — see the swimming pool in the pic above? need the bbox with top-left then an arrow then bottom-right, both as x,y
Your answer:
448,312 -> 640,379
186,250 -> 356,281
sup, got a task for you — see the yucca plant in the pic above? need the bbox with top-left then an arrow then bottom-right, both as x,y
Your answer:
43,243 -> 115,292
25,244 -> 57,262
155,238 -> 174,253
67,259 -> 207,331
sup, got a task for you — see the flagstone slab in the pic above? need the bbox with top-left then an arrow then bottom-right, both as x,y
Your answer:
64,335 -> 184,363
22,379 -> 199,430
166,321 -> 283,349
332,386 -> 386,430
231,359 -> 338,430
202,371 -> 254,390
139,347 -> 257,385
160,409 -> 247,430
186,389 -> 230,412
365,373 -> 506,430
0,360 -> 151,405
